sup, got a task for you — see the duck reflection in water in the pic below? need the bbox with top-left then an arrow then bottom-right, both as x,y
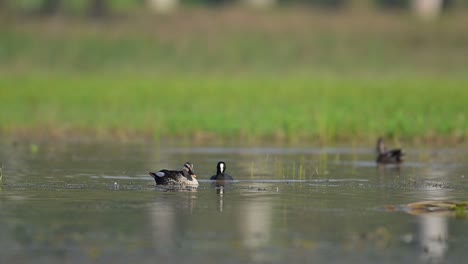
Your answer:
216,185 -> 224,212
419,214 -> 448,263
210,161 -> 233,212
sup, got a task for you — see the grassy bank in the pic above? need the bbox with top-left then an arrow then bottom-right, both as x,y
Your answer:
1,8 -> 468,75
0,8 -> 467,143
1,74 -> 466,143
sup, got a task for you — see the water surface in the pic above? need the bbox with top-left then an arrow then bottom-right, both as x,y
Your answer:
0,142 -> 467,263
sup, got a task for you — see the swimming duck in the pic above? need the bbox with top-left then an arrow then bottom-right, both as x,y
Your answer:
149,162 -> 199,186
210,161 -> 234,181
376,138 -> 404,164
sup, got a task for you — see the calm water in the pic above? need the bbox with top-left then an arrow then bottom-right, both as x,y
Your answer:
0,142 -> 467,263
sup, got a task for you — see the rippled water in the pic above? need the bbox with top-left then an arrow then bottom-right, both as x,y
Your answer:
0,142 -> 467,263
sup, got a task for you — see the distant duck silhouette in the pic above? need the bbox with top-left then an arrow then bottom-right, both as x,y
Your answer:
210,161 -> 234,181
376,138 -> 404,164
149,162 -> 198,186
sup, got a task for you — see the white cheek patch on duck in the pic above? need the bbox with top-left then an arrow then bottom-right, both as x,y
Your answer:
156,172 -> 165,177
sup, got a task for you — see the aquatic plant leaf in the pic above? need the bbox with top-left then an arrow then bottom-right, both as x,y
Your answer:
405,201 -> 468,216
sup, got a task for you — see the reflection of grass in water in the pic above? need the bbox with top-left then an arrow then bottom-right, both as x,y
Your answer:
1,75 -> 467,142
296,156 -> 306,180
417,148 -> 432,164
291,162 -> 296,179
0,165 -> 3,184
275,158 -> 285,179
291,162 -> 298,179
249,161 -> 255,179
273,155 -> 330,180
281,159 -> 307,180
298,163 -> 305,180
318,152 -> 328,176
262,155 -> 325,180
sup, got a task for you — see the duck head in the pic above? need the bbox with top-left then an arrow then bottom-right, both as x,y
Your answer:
216,161 -> 226,175
376,137 -> 386,154
183,162 -> 197,178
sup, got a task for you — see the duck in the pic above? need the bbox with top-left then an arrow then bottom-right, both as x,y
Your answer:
149,162 -> 199,186
210,161 -> 234,181
376,138 -> 404,164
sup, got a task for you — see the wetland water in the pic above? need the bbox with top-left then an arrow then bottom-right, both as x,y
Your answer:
0,142 -> 467,263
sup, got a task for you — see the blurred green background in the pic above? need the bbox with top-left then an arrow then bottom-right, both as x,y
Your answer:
0,0 -> 467,144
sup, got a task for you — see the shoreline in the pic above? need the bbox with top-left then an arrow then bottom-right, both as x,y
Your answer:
1,128 -> 466,147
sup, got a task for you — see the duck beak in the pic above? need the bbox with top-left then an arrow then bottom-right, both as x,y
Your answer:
189,170 -> 196,177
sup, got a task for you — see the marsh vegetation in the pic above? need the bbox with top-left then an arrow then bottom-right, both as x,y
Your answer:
1,7 -> 468,143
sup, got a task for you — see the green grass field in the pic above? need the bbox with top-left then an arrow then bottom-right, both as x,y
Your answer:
1,74 -> 466,143
1,8 -> 467,144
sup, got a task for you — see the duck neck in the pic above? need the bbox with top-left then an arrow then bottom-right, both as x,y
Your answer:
377,140 -> 386,154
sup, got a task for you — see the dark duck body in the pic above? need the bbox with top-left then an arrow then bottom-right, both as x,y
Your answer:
376,138 -> 404,164
149,162 -> 199,186
210,161 -> 234,181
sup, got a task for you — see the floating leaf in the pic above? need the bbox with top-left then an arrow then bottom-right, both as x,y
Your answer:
406,201 -> 468,216
383,201 -> 468,218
